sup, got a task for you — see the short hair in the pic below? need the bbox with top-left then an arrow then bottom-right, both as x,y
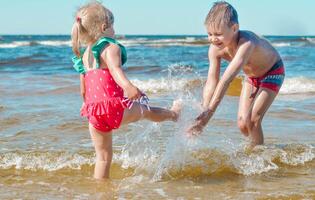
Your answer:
204,1 -> 238,27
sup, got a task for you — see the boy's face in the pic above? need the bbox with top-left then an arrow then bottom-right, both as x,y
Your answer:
206,22 -> 238,49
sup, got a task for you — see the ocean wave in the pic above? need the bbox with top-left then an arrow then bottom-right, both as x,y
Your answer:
0,151 -> 94,171
0,41 -> 30,48
120,140 -> 315,180
0,37 -> 208,48
0,143 -> 313,179
116,121 -> 315,180
270,36 -> 315,47
130,76 -> 315,95
120,37 -> 208,47
279,144 -> 315,165
272,42 -> 291,47
0,40 -> 71,48
36,40 -> 71,46
280,76 -> 315,94
1,36 -> 314,49
306,37 -> 315,44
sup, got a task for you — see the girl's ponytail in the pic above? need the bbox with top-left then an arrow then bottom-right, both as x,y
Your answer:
71,16 -> 89,57
71,22 -> 80,57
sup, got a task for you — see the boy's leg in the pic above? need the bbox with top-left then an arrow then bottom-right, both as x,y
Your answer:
89,124 -> 113,179
238,81 -> 256,136
121,101 -> 181,125
247,88 -> 277,146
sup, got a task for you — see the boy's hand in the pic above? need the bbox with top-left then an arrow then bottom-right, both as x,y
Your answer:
187,109 -> 214,135
126,85 -> 142,101
187,120 -> 205,136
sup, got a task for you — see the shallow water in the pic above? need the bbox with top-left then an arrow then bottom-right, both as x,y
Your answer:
1,35 -> 315,199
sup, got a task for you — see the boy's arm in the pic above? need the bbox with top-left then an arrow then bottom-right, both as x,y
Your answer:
202,47 -> 221,108
104,45 -> 141,100
189,40 -> 255,134
208,40 -> 254,112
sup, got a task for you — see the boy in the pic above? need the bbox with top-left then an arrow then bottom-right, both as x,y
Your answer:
188,1 -> 285,146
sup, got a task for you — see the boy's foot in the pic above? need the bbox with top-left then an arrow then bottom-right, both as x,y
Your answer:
170,100 -> 182,121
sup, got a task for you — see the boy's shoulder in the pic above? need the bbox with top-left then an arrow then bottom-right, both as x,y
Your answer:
209,30 -> 260,59
238,30 -> 262,45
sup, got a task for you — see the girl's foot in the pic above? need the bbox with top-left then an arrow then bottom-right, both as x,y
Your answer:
170,100 -> 182,121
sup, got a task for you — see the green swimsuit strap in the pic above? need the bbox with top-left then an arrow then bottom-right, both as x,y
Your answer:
72,49 -> 86,74
72,37 -> 127,74
92,37 -> 127,68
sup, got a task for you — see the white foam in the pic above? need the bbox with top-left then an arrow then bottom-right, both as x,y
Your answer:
0,151 -> 94,171
0,41 -> 30,48
131,76 -> 315,95
120,37 -> 207,47
131,78 -> 193,93
305,37 -> 315,44
272,42 -> 291,47
232,147 -> 279,176
117,116 -> 315,178
0,40 -> 71,48
280,76 -> 315,94
37,40 -> 71,46
154,188 -> 168,197
280,144 -> 315,166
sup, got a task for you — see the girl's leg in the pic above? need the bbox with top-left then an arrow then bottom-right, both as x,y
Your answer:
237,81 -> 256,136
247,88 -> 277,146
89,124 -> 113,179
121,101 -> 181,125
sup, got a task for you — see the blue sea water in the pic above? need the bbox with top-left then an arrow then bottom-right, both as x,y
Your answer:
0,35 -> 315,199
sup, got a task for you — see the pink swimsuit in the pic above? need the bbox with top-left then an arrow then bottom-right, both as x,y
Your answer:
72,37 -> 129,132
81,68 -> 129,132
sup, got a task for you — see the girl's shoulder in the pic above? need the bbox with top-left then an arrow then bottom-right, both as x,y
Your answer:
92,37 -> 127,65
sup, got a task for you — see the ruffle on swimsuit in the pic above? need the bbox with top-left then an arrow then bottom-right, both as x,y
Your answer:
81,95 -> 126,116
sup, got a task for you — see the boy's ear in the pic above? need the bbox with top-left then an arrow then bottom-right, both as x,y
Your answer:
232,24 -> 239,32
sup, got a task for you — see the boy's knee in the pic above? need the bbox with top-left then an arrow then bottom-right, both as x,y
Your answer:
238,118 -> 248,135
248,115 -> 262,130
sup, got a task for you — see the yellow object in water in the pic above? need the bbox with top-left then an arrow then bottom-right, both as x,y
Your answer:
227,76 -> 243,96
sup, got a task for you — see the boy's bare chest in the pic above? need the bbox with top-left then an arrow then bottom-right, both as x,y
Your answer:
221,51 -> 275,77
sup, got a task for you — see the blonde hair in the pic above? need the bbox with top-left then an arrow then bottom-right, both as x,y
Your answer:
71,1 -> 114,57
204,1 -> 238,28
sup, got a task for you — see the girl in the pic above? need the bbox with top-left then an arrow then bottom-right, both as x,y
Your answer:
71,2 -> 181,179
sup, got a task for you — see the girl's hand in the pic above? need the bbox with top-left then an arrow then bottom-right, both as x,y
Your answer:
80,102 -> 85,113
126,85 -> 142,101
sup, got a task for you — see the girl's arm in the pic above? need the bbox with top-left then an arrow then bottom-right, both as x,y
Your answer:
80,74 -> 85,102
103,44 -> 141,100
